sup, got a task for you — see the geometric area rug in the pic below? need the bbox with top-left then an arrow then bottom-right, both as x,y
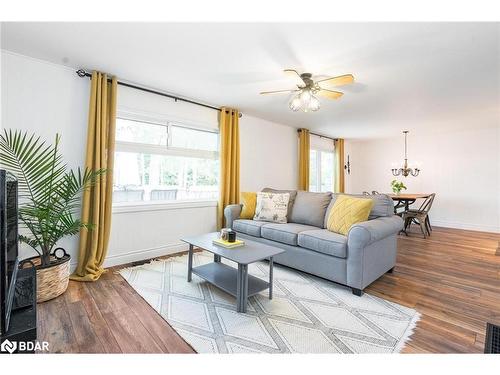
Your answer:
119,251 -> 420,353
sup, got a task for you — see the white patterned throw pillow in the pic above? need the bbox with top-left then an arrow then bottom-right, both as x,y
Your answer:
253,192 -> 290,223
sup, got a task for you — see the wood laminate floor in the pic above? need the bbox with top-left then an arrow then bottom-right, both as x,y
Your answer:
37,226 -> 500,353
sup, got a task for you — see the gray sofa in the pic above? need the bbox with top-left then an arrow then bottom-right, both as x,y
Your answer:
224,189 -> 403,296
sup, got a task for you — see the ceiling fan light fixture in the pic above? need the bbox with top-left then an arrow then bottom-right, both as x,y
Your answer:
299,89 -> 312,104
290,89 -> 321,112
262,69 -> 354,113
309,96 -> 320,112
289,95 -> 302,111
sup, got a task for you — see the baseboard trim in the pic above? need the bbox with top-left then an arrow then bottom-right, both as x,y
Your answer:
103,243 -> 190,268
431,220 -> 500,234
69,243 -> 190,271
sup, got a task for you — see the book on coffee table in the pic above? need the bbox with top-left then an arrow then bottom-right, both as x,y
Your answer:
212,238 -> 245,249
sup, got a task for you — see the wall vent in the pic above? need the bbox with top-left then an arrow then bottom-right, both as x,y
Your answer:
485,323 -> 500,354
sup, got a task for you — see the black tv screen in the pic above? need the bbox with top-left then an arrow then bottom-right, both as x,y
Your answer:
0,169 -> 19,335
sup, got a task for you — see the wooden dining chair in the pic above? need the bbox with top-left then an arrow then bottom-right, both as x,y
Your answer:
402,193 -> 436,238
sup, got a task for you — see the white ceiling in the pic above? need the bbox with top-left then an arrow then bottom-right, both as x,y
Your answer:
1,22 -> 499,139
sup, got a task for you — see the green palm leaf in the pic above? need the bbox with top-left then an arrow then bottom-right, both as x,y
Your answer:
0,129 -> 105,266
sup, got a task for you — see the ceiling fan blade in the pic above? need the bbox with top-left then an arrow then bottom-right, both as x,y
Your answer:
317,89 -> 344,100
284,69 -> 306,86
260,89 -> 299,95
317,74 -> 354,87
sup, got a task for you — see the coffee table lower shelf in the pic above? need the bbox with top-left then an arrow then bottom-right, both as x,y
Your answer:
192,262 -> 269,298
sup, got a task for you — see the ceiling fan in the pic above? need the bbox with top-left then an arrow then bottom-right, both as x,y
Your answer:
260,69 -> 354,112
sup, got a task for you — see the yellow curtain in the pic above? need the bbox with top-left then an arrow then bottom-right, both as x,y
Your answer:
71,71 -> 117,282
334,138 -> 345,193
298,128 -> 310,190
218,107 -> 240,229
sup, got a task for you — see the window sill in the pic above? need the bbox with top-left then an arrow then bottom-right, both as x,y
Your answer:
112,199 -> 218,214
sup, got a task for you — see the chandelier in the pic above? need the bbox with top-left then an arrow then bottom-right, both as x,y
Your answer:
391,131 -> 420,177
289,88 -> 321,113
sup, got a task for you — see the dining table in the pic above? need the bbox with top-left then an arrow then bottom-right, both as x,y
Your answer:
387,193 -> 432,214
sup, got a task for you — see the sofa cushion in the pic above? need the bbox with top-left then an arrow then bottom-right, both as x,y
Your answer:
262,188 -> 297,219
261,223 -> 319,246
254,192 -> 290,223
240,192 -> 257,219
354,194 -> 394,219
324,193 -> 394,227
233,219 -> 268,238
290,191 -> 332,228
326,195 -> 374,235
298,229 -> 348,258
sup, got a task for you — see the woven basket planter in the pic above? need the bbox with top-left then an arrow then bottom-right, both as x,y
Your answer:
20,248 -> 71,303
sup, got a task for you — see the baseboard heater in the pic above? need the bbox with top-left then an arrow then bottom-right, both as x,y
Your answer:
485,323 -> 500,353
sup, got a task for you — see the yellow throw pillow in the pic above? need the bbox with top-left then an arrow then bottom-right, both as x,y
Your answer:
240,192 -> 257,219
327,195 -> 374,235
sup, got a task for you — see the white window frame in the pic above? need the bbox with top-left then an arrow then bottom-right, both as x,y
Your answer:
113,111 -> 220,208
310,148 -> 334,193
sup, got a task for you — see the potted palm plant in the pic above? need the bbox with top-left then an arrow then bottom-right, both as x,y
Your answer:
0,130 -> 104,302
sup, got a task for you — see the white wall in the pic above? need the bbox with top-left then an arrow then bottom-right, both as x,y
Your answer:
1,50 -> 90,264
1,50 -> 299,268
239,115 -> 297,192
345,127 -> 500,233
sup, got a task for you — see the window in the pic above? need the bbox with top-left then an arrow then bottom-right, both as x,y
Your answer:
309,149 -> 334,193
113,116 -> 219,204
116,118 -> 168,146
169,125 -> 218,151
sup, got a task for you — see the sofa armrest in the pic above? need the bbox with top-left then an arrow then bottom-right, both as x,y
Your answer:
224,204 -> 243,229
346,215 -> 403,290
347,215 -> 403,249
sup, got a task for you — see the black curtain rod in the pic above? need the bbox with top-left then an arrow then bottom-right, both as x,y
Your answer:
297,128 -> 338,142
76,69 -> 242,117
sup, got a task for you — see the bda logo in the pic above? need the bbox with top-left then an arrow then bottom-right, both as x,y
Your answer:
1,339 -> 17,354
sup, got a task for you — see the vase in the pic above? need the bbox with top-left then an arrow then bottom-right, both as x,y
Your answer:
20,248 -> 71,303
